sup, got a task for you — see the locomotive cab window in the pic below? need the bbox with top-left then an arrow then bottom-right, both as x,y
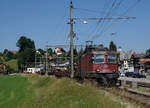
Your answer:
107,54 -> 117,63
92,54 -> 104,63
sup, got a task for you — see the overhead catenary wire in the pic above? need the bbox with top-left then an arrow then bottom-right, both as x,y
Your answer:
122,0 -> 141,16
74,7 -> 128,17
101,0 -> 141,38
89,0 -> 120,40
72,0 -> 110,40
93,0 -> 123,39
86,0 -> 114,39
69,0 -> 142,46
72,0 -> 119,41
53,5 -> 69,45
90,0 -> 118,40
73,3 -> 131,40
90,0 -> 141,41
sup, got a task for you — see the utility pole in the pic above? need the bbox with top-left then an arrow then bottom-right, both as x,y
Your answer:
45,44 -> 48,75
35,51 -> 36,69
70,1 -> 74,78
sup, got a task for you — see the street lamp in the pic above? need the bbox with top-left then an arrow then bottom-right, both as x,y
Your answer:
35,50 -> 40,69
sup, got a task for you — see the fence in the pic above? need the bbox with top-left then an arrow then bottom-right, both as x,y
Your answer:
118,77 -> 150,88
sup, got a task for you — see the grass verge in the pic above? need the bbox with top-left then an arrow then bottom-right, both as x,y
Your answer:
0,75 -> 33,108
21,74 -> 126,108
0,74 -> 139,108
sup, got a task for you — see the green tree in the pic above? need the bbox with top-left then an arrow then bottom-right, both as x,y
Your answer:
17,36 -> 35,70
2,49 -> 17,61
78,48 -> 84,57
0,52 -> 2,56
0,57 -> 3,63
68,48 -> 78,57
109,41 -> 117,52
37,48 -> 45,56
3,49 -> 8,55
48,48 -> 53,56
146,49 -> 150,55
4,51 -> 14,61
17,36 -> 35,53
0,52 -> 3,62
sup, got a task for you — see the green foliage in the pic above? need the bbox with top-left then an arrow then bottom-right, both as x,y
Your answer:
78,48 -> 84,57
75,48 -> 84,63
109,41 -> 117,52
17,36 -> 36,70
68,48 -> 78,57
3,51 -> 17,61
24,48 -> 35,63
17,49 -> 35,69
48,48 -> 53,56
146,49 -> 150,55
55,53 -> 68,62
0,50 -> 17,73
17,36 -> 35,53
0,49 -> 17,62
37,48 -> 45,56
5,59 -> 18,72
74,48 -> 77,55
3,49 -> 8,55
0,56 -> 4,63
0,52 -> 3,56
6,65 -> 14,73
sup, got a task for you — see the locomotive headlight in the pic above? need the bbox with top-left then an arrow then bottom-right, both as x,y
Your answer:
112,70 -> 116,72
96,69 -> 100,72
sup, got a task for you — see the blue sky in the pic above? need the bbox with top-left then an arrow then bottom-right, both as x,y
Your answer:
0,0 -> 149,52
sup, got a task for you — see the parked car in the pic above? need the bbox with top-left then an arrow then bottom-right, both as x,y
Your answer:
120,72 -> 125,77
132,73 -> 146,78
125,72 -> 134,77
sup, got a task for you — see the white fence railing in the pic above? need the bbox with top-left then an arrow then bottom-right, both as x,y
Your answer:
118,77 -> 150,88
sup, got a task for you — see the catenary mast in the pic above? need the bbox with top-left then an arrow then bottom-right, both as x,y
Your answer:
70,1 -> 74,78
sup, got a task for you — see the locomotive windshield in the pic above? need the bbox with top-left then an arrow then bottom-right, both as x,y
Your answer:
107,54 -> 117,63
92,54 -> 105,63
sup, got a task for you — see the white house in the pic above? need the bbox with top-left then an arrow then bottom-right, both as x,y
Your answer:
119,50 -> 134,72
119,50 -> 145,73
27,68 -> 41,74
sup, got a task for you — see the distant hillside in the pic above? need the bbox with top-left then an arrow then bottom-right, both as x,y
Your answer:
5,59 -> 18,72
0,54 -> 18,73
5,59 -> 18,70
0,56 -> 4,62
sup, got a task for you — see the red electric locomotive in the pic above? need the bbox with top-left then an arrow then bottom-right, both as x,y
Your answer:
76,44 -> 119,86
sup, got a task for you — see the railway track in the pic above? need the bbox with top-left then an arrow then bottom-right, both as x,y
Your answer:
102,86 -> 150,108
84,79 -> 150,108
